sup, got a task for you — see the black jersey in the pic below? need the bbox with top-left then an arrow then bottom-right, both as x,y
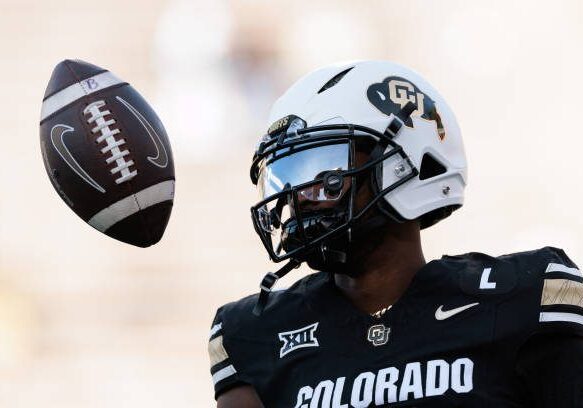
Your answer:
208,247 -> 583,407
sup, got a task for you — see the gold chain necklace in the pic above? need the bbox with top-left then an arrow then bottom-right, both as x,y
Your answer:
370,305 -> 392,319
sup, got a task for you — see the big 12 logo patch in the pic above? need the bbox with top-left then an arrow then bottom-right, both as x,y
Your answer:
367,76 -> 446,141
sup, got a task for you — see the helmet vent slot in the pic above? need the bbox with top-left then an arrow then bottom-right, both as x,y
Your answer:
317,67 -> 354,94
419,153 -> 447,180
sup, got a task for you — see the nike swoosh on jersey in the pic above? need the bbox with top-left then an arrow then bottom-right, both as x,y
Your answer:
116,96 -> 169,168
50,124 -> 106,193
435,302 -> 479,320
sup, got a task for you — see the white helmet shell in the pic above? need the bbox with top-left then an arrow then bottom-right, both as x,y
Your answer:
267,60 -> 467,227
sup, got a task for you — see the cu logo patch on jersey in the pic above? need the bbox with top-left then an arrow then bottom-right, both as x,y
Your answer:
367,76 -> 446,141
367,324 -> 390,346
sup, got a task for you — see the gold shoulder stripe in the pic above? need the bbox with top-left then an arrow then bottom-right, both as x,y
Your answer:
208,335 -> 229,367
541,279 -> 583,308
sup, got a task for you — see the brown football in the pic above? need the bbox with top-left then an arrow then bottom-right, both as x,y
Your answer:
40,59 -> 175,247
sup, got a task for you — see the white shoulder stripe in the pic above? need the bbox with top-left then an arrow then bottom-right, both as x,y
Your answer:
539,311 -> 583,326
545,263 -> 581,278
212,365 -> 237,385
88,180 -> 174,232
41,71 -> 124,122
210,322 -> 222,338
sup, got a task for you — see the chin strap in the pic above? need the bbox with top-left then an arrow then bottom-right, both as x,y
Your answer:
320,246 -> 346,264
315,215 -> 390,276
253,259 -> 301,316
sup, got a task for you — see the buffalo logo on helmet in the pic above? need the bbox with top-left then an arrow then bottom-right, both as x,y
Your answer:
367,76 -> 446,141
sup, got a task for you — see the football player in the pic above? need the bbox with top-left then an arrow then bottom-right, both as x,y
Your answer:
208,60 -> 583,407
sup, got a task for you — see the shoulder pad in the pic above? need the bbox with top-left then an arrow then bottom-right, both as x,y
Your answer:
455,247 -> 582,336
440,247 -> 582,345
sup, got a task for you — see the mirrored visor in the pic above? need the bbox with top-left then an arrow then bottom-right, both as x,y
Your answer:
257,143 -> 350,201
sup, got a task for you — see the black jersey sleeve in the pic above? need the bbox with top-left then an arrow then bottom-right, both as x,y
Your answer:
536,247 -> 583,337
208,293 -> 282,401
208,306 -> 248,399
516,333 -> 583,407
514,248 -> 583,406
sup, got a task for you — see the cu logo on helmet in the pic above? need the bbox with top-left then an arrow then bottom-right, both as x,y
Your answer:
367,76 -> 446,141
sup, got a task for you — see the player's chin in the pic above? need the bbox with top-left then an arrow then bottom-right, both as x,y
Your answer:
303,242 -> 360,277
308,256 -> 362,277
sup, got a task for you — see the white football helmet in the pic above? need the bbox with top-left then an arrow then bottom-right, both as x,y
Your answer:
250,60 -> 467,303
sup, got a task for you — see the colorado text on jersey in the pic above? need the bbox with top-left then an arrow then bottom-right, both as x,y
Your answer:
294,357 -> 474,407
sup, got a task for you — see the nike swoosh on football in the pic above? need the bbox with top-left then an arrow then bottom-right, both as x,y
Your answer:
50,124 -> 106,193
116,96 -> 169,168
435,302 -> 479,321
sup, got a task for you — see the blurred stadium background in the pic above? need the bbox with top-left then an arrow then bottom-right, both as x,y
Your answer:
0,0 -> 582,406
